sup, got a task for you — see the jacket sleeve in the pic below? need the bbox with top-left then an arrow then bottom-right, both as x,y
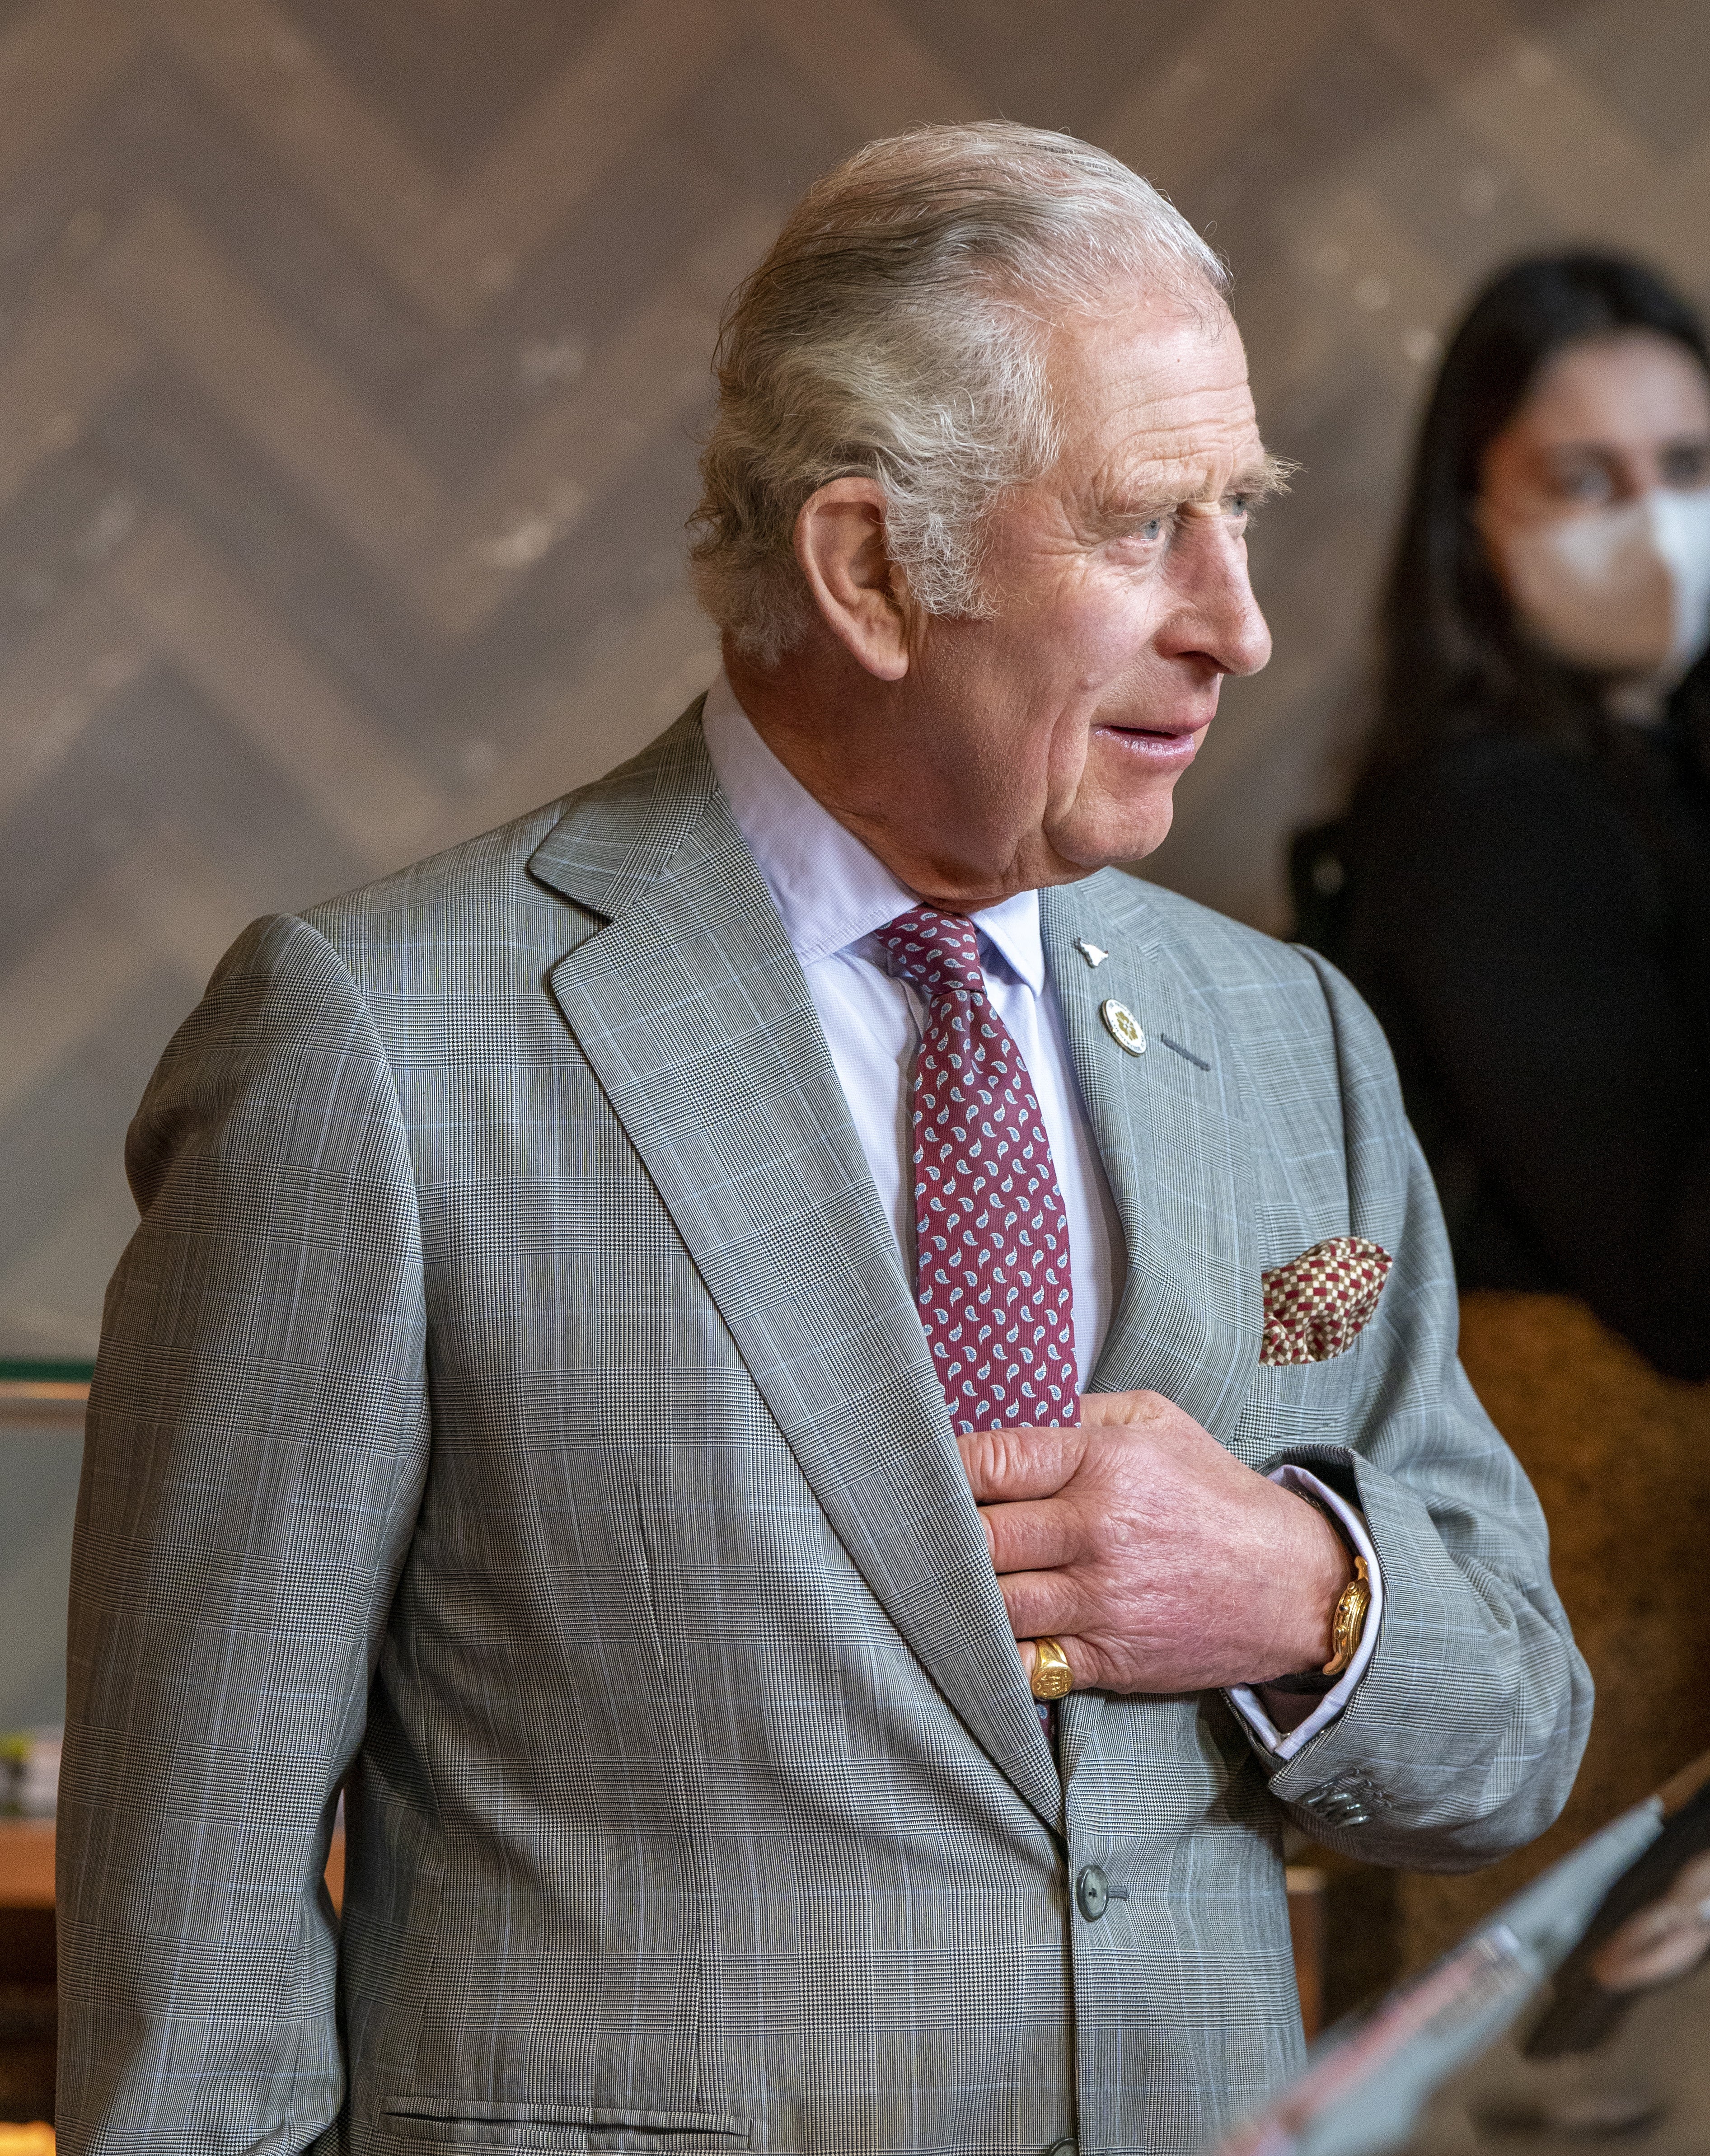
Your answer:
1258,952 -> 1594,1873
55,914 -> 431,2156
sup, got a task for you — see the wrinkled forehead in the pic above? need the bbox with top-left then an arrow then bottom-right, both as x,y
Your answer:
1045,286 -> 1264,496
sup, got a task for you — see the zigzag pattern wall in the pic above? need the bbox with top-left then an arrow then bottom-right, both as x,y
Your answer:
2,0 -> 1707,1357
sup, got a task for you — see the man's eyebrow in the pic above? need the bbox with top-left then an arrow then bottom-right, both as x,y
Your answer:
1091,451 -> 1299,529
1240,451 -> 1298,500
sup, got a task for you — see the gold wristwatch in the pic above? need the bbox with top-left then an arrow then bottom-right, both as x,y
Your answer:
1321,1555 -> 1372,1678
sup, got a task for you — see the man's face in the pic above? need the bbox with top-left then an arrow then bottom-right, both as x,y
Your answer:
891,288 -> 1274,900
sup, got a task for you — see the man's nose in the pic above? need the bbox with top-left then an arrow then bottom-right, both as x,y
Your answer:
1173,517 -> 1272,678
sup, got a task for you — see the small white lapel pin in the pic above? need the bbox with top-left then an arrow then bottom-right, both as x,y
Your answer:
1075,939 -> 1109,967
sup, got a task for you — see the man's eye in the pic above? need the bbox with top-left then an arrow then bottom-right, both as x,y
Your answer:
1138,516 -> 1167,543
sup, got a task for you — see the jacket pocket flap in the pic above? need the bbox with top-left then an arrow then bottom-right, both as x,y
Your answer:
379,2097 -> 750,2152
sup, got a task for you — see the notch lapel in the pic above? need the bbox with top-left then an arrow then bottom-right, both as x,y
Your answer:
1042,873 -> 1260,1429
532,715 -> 1062,1830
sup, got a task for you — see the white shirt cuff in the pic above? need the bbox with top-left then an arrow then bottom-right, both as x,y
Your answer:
1225,1464 -> 1383,1763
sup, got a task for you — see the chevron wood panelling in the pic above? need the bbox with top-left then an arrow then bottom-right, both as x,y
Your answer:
2,0 -> 1708,1372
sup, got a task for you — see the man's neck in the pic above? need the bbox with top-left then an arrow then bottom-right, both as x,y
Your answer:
722,642 -> 1054,913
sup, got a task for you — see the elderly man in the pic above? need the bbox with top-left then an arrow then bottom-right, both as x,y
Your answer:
58,124 -> 1588,2156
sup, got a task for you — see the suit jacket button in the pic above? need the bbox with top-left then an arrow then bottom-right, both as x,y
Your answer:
1076,1865 -> 1110,1920
1045,2141 -> 1078,2155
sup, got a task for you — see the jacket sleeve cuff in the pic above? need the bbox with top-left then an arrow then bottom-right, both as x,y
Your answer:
1224,1463 -> 1384,1762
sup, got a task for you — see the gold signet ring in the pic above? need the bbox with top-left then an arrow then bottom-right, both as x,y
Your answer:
1030,1637 -> 1073,1700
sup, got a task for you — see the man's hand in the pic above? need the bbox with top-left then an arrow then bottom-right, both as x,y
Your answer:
958,1391 -> 1352,1695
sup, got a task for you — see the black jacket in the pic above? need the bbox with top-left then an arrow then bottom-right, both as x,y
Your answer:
1297,715 -> 1710,1380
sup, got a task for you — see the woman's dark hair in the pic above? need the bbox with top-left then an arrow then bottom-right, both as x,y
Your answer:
1369,252 -> 1710,764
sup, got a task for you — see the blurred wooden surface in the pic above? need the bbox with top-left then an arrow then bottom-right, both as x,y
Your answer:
1286,1861 -> 1327,2041
0,1884 -> 55,2125
0,1835 -> 50,1915
1393,1293 -> 1710,1978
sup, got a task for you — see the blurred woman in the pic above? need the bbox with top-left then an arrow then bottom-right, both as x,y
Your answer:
1308,254 -> 1710,1377
1297,253 -> 1710,1974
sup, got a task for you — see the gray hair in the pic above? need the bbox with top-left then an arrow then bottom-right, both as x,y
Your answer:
689,122 -> 1228,667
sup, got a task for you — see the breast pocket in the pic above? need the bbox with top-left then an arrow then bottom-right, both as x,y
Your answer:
377,2099 -> 752,2156
1233,1347 -> 1368,1461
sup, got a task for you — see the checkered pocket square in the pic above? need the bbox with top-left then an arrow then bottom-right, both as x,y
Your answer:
1260,1236 -> 1393,1365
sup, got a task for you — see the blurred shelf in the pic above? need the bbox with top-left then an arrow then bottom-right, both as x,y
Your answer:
0,1366 -> 91,1428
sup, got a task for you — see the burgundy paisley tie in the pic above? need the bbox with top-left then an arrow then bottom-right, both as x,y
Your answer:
876,905 -> 1080,1436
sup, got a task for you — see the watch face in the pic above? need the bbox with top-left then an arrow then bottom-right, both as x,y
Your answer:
1323,1564 -> 1371,1676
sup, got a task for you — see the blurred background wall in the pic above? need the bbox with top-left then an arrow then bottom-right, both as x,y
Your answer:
5,0 -> 1710,1364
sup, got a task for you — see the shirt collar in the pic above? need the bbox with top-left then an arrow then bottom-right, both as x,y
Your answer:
700,670 -> 1045,994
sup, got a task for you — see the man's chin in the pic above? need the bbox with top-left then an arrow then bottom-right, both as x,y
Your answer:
1055,789 -> 1178,873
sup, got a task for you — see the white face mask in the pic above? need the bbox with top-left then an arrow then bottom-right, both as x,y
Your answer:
1488,488 -> 1710,684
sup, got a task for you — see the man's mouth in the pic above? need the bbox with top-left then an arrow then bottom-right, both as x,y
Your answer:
1092,718 -> 1209,769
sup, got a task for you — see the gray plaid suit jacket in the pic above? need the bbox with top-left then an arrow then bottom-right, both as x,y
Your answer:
58,705 -> 1590,2156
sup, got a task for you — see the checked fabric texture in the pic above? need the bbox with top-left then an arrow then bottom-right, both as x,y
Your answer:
876,904 -> 1079,1436
1260,1235 -> 1394,1365
55,716 -> 1592,2156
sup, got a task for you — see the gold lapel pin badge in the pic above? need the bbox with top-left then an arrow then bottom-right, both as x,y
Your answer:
1100,999 -> 1145,1055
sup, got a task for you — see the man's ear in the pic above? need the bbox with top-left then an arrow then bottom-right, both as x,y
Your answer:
794,478 -> 914,681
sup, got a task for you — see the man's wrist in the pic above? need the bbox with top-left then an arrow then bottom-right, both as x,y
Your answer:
1230,1465 -> 1385,1762
1287,1490 -> 1356,1675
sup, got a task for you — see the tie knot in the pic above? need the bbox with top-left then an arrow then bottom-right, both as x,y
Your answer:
875,905 -> 985,1003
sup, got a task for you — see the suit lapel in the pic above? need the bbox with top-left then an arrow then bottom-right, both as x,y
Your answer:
532,712 -> 1062,1830
1041,872 -> 1260,1430
1041,875 -> 1260,1785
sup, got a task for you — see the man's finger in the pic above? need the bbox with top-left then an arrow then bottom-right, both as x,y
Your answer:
1018,1634 -> 1094,1694
958,1423 -> 1085,1503
980,1494 -> 1086,1575
995,1565 -> 1088,1642
1080,1389 -> 1168,1430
